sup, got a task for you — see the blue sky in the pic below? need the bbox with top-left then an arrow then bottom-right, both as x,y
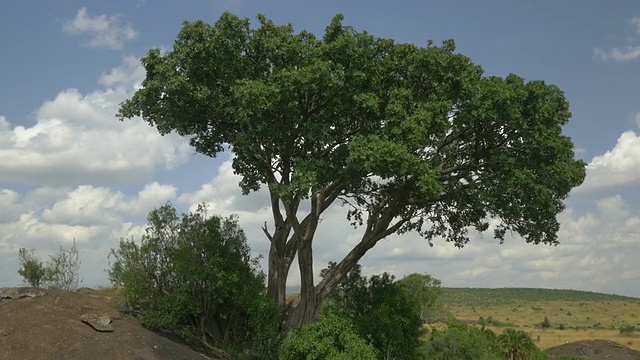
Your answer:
1,1 -> 640,297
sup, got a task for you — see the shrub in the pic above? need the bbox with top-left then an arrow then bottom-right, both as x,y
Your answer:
45,240 -> 82,290
279,315 -> 377,360
321,263 -> 426,359
421,322 -> 502,360
620,325 -> 636,335
498,328 -> 546,360
17,248 -> 46,288
539,316 -> 551,329
17,240 -> 82,290
396,273 -> 449,323
109,203 -> 275,355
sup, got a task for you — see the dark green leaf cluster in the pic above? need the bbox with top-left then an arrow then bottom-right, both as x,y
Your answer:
17,248 -> 46,288
422,322 -> 502,360
119,11 -> 585,252
422,323 -> 546,360
279,315 -> 378,360
321,263 -> 427,359
108,203 -> 279,356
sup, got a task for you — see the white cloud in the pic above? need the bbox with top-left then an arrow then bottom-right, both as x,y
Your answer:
594,46 -> 640,62
63,8 -> 138,50
577,129 -> 640,192
596,194 -> 628,217
99,55 -> 146,90
0,59 -> 191,186
595,15 -> 640,62
0,182 -> 179,287
632,15 -> 640,34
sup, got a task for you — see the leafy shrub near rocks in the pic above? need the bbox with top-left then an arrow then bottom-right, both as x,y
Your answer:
279,315 -> 377,360
109,202 -> 280,358
17,240 -> 82,291
320,263 -> 426,359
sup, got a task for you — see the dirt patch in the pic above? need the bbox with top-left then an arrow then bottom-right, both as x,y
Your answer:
545,339 -> 640,360
0,287 -> 216,360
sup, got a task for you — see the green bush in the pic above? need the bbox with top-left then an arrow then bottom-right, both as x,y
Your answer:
17,240 -> 82,290
17,248 -> 46,288
279,315 -> 377,360
497,328 -> 546,360
620,325 -> 636,335
45,240 -> 82,290
421,322 -> 502,360
539,316 -> 551,329
397,273 -> 450,323
109,202 -> 276,355
321,263 -> 426,359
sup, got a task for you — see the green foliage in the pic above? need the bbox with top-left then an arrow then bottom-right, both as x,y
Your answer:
422,324 -> 546,360
620,324 -> 636,335
17,241 -> 82,290
497,328 -> 545,360
397,273 -> 450,322
45,239 -> 82,290
555,357 -> 587,360
17,248 -> 46,288
539,317 -> 551,329
421,322 -> 502,360
119,11 -> 586,331
109,202 -> 276,354
321,263 -> 426,359
245,296 -> 283,359
279,315 -> 377,360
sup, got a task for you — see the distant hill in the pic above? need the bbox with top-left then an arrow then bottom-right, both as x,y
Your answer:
441,287 -> 640,307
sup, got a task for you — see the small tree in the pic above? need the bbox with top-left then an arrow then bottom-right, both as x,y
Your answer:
17,242 -> 82,290
17,248 -> 46,288
321,263 -> 425,360
397,273 -> 445,322
45,239 -> 82,291
109,202 -> 278,357
497,328 -> 544,360
423,322 -> 502,360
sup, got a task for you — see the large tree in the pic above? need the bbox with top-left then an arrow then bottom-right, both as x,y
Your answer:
118,12 -> 586,332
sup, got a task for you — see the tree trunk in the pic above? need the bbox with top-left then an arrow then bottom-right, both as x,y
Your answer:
267,225 -> 294,309
281,237 -> 319,335
267,249 -> 288,309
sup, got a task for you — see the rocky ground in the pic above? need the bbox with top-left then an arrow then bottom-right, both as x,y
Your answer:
545,339 -> 640,360
0,287 -> 215,360
2,287 -> 640,360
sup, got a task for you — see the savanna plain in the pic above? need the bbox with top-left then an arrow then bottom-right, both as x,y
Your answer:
441,288 -> 640,351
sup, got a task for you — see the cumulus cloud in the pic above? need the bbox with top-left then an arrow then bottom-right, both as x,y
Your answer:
0,59 -> 191,187
99,55 -> 146,89
595,15 -> 640,62
63,8 -> 138,50
0,181 -> 179,287
576,129 -> 640,192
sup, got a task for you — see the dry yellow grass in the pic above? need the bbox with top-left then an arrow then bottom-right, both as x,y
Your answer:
446,296 -> 640,351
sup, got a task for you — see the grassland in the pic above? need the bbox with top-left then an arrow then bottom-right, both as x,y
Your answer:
441,287 -> 640,351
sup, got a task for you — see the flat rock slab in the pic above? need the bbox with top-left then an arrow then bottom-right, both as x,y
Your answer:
80,313 -> 113,332
0,287 -> 46,300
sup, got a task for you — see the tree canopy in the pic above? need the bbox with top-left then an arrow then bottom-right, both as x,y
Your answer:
118,12 -> 586,331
